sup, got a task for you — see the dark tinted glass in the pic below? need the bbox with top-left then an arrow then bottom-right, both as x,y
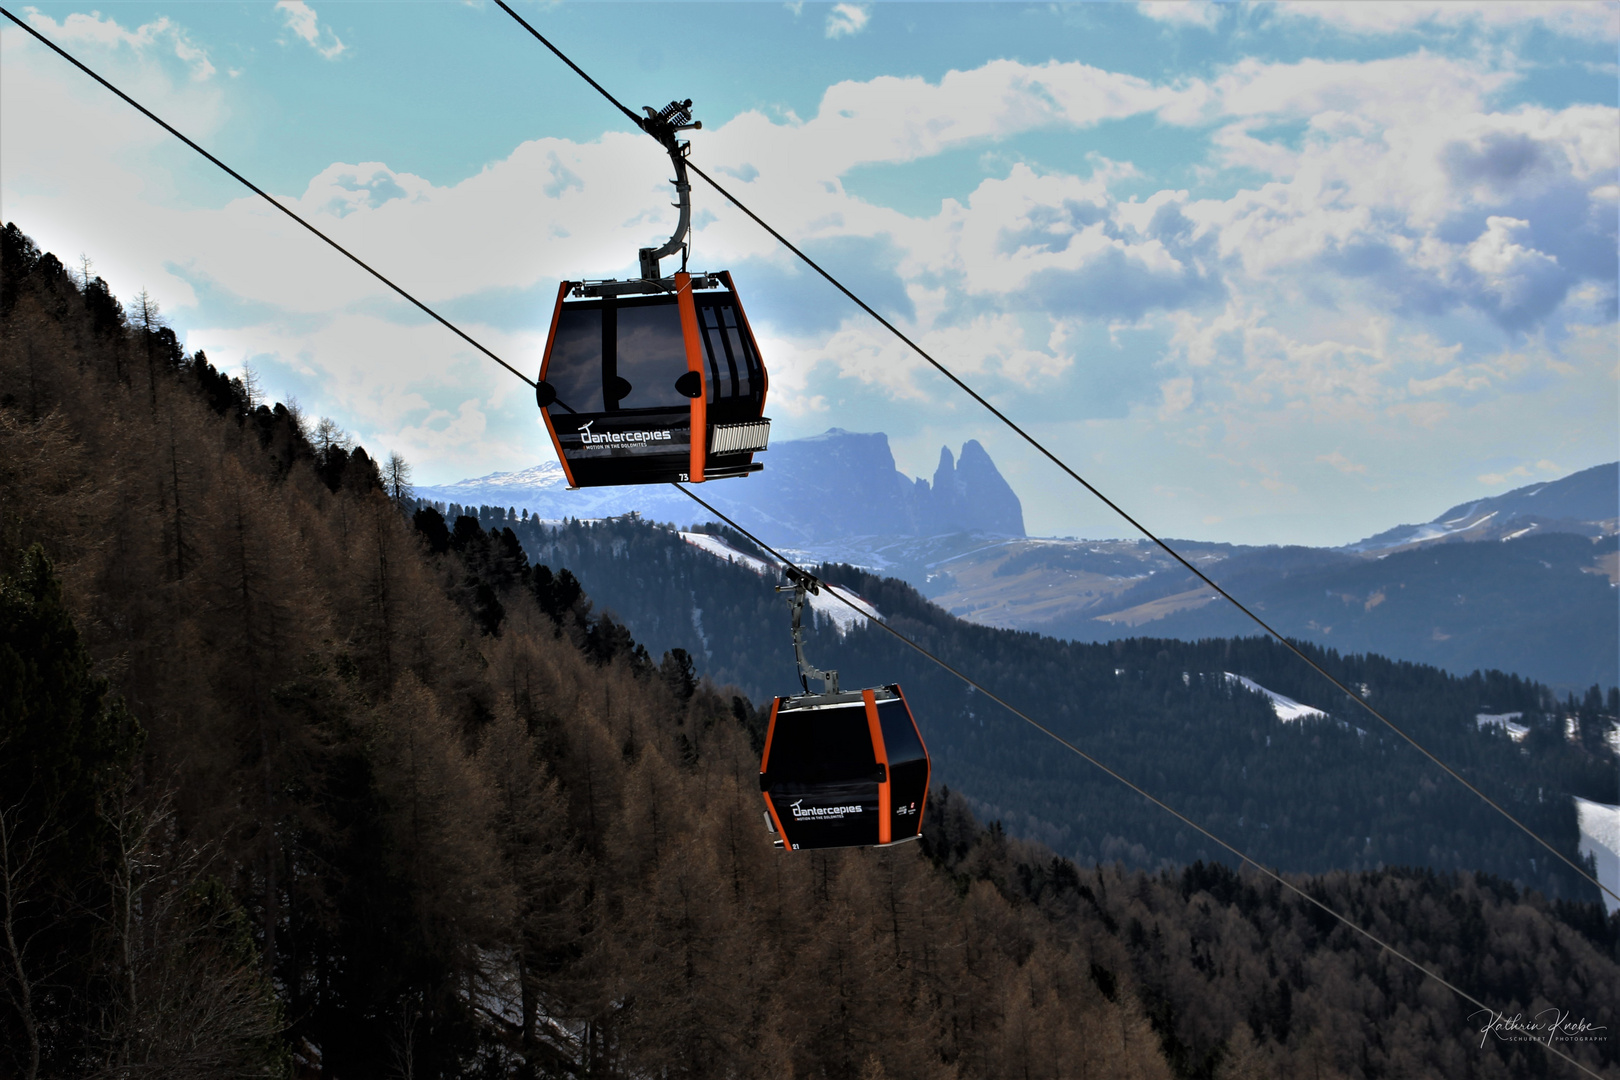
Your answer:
768,703 -> 877,783
697,296 -> 757,401
876,698 -> 926,767
547,307 -> 604,412
615,301 -> 690,409
699,304 -> 733,400
723,308 -> 753,396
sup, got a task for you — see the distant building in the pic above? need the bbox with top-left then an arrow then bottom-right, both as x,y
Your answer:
1574,797 -> 1620,915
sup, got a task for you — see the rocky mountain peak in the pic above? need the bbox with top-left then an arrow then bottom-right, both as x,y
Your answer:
414,428 -> 1024,544
918,439 -> 1024,537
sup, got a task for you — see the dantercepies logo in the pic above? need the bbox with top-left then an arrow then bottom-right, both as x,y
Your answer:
790,799 -> 862,819
576,420 -> 673,446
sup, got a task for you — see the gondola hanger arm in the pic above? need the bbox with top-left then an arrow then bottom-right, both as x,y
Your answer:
637,99 -> 700,281
776,567 -> 839,694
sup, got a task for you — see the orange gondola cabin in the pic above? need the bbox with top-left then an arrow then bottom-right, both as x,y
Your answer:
759,686 -> 930,851
535,271 -> 770,487
533,100 -> 769,487
757,570 -> 930,851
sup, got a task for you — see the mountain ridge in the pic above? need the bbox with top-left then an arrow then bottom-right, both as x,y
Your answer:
416,427 -> 1026,542
423,447 -> 1619,690
486,510 -> 1616,898
1344,461 -> 1618,552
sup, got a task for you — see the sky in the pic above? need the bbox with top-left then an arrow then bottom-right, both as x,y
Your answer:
2,0 -> 1616,546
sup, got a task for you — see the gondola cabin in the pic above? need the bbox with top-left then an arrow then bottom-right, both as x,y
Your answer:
535,270 -> 770,487
759,686 -> 930,851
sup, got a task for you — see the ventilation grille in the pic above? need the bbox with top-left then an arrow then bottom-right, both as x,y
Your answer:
710,419 -> 771,455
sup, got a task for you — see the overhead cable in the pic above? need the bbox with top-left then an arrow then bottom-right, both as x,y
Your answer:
489,3 -> 1617,907
494,0 -> 645,132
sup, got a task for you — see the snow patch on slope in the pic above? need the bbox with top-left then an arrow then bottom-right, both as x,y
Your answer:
680,532 -> 773,576
1224,673 -> 1328,723
1476,712 -> 1529,742
810,584 -> 879,632
678,532 -> 879,632
1575,797 -> 1620,915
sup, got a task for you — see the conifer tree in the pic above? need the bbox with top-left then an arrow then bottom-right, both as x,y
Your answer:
0,546 -> 140,1077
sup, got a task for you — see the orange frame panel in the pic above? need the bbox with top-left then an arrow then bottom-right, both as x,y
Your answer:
673,271 -> 707,483
759,698 -> 794,846
537,281 -> 577,488
863,689 -> 892,845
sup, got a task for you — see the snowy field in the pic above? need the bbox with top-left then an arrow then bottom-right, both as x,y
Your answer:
678,531 -> 879,632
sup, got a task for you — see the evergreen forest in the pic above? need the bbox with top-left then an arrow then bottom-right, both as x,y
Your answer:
3,223 -> 1618,1079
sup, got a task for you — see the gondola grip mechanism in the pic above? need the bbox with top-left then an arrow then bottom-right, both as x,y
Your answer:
777,567 -> 839,694
637,99 -> 701,282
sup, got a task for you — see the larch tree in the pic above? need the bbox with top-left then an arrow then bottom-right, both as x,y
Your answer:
383,450 -> 413,506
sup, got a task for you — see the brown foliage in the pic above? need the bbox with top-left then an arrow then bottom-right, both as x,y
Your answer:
1,230 -> 1175,1078
7,227 -> 1614,1080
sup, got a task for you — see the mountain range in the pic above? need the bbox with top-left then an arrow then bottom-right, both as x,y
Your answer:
416,427 -> 1024,543
919,463 -> 1618,691
1346,462 -> 1618,551
421,438 -> 1618,691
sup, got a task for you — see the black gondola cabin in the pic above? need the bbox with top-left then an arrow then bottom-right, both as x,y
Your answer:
536,270 -> 770,487
759,686 -> 930,851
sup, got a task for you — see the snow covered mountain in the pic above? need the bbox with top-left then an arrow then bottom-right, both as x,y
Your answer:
1344,462 -> 1618,552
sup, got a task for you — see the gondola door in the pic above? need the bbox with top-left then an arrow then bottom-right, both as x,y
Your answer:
537,272 -> 697,487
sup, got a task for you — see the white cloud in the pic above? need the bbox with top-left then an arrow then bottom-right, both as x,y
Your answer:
1,13 -> 231,302
1477,459 -> 1567,487
1185,52 -> 1509,128
1270,1 -> 1620,40
275,0 -> 347,60
1139,2 -> 1223,30
825,3 -> 870,39
132,46 -> 1596,439
698,58 -> 1183,201
185,310 -> 542,480
1465,216 -> 1564,318
23,9 -> 215,79
1317,451 -> 1368,475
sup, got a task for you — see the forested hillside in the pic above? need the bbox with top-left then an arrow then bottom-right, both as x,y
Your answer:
450,510 -> 1617,900
3,223 -> 1618,1079
908,527 -> 1618,692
